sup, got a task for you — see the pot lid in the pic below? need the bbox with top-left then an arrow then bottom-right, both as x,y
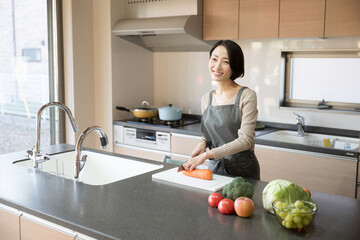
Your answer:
133,101 -> 158,111
159,104 -> 182,111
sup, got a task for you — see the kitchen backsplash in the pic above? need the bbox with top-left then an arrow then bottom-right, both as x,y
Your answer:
153,36 -> 360,131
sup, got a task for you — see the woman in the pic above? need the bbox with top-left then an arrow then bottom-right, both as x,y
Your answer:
183,40 -> 260,180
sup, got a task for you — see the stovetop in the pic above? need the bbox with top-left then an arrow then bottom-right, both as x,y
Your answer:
126,114 -> 201,128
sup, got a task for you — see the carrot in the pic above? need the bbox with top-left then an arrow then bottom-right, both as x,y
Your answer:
182,169 -> 213,180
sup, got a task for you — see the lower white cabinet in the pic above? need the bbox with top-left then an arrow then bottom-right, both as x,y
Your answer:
170,133 -> 208,166
171,133 -> 202,156
20,213 -> 76,240
255,145 -> 358,198
0,204 -> 21,240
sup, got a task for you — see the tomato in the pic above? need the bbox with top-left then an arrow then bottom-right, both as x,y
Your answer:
218,198 -> 235,215
303,188 -> 311,197
208,193 -> 224,208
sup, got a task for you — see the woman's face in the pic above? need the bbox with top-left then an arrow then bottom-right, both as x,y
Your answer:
209,45 -> 232,82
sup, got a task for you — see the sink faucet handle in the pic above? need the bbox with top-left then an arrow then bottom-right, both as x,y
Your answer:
293,112 -> 305,123
26,149 -> 33,158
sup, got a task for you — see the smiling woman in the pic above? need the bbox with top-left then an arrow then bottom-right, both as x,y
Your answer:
0,0 -> 63,154
184,40 -> 260,180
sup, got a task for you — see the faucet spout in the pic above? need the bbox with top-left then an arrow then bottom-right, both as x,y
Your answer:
28,102 -> 78,168
293,112 -> 305,137
74,126 -> 108,179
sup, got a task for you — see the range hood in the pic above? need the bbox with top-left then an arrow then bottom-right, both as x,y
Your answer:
112,15 -> 215,52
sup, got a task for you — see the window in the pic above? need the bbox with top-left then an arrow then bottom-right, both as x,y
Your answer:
0,0 -> 63,154
280,50 -> 360,112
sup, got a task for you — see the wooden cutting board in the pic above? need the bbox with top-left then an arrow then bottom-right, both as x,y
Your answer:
152,167 -> 234,192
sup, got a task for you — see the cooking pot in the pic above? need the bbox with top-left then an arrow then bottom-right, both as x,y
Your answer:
158,104 -> 182,121
116,101 -> 158,119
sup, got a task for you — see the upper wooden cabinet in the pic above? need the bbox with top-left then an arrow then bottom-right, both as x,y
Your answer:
203,0 -> 360,40
325,0 -> 360,37
239,0 -> 279,39
203,0 -> 239,40
279,0 -> 326,38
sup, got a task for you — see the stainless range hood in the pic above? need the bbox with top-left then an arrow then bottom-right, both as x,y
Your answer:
112,15 -> 215,52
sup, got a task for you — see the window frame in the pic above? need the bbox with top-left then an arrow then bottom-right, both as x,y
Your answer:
280,49 -> 360,113
47,0 -> 65,145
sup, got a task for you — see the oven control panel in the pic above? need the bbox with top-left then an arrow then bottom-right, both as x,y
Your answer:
123,127 -> 170,152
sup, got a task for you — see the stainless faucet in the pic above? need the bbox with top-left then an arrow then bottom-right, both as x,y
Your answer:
27,102 -> 78,168
74,126 -> 108,179
293,112 -> 305,137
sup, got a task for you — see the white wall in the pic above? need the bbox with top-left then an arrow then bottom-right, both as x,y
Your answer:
154,37 -> 360,131
111,0 -> 154,121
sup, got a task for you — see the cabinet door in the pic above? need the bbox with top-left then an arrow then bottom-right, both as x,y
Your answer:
279,0 -> 325,38
0,204 -> 21,240
239,0 -> 279,39
203,0 -> 239,40
325,0 -> 360,37
255,145 -> 357,198
20,213 -> 76,240
171,133 -> 201,156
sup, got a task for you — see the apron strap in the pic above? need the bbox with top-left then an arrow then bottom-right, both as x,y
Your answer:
234,87 -> 247,107
208,90 -> 215,105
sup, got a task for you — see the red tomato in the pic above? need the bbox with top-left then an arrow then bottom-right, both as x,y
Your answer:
208,193 -> 224,208
303,188 -> 311,197
218,199 -> 235,215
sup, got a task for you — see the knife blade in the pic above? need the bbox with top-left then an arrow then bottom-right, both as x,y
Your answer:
177,164 -> 185,172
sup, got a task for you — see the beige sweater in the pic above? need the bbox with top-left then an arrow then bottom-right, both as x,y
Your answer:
201,88 -> 258,160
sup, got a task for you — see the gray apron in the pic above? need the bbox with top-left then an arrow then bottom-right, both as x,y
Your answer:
201,87 -> 260,180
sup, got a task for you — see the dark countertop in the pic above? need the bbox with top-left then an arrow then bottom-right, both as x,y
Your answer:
113,120 -> 203,136
114,119 -> 359,158
1,144 -> 360,240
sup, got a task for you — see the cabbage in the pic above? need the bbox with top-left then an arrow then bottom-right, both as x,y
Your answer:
262,179 -> 313,213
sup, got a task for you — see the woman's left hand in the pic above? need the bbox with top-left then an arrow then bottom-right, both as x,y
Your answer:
183,151 -> 213,171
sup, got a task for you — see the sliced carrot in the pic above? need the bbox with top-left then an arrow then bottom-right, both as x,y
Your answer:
182,169 -> 213,180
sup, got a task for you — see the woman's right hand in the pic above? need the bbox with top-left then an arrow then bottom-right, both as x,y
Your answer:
190,140 -> 206,158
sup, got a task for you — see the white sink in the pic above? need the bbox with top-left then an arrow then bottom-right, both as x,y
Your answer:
14,150 -> 164,185
257,130 -> 359,150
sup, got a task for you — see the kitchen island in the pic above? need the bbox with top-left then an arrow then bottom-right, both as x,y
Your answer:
0,144 -> 359,240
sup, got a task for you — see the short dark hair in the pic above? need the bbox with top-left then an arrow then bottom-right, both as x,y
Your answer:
209,40 -> 245,80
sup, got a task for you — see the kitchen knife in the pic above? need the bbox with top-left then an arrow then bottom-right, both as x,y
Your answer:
177,164 -> 185,172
